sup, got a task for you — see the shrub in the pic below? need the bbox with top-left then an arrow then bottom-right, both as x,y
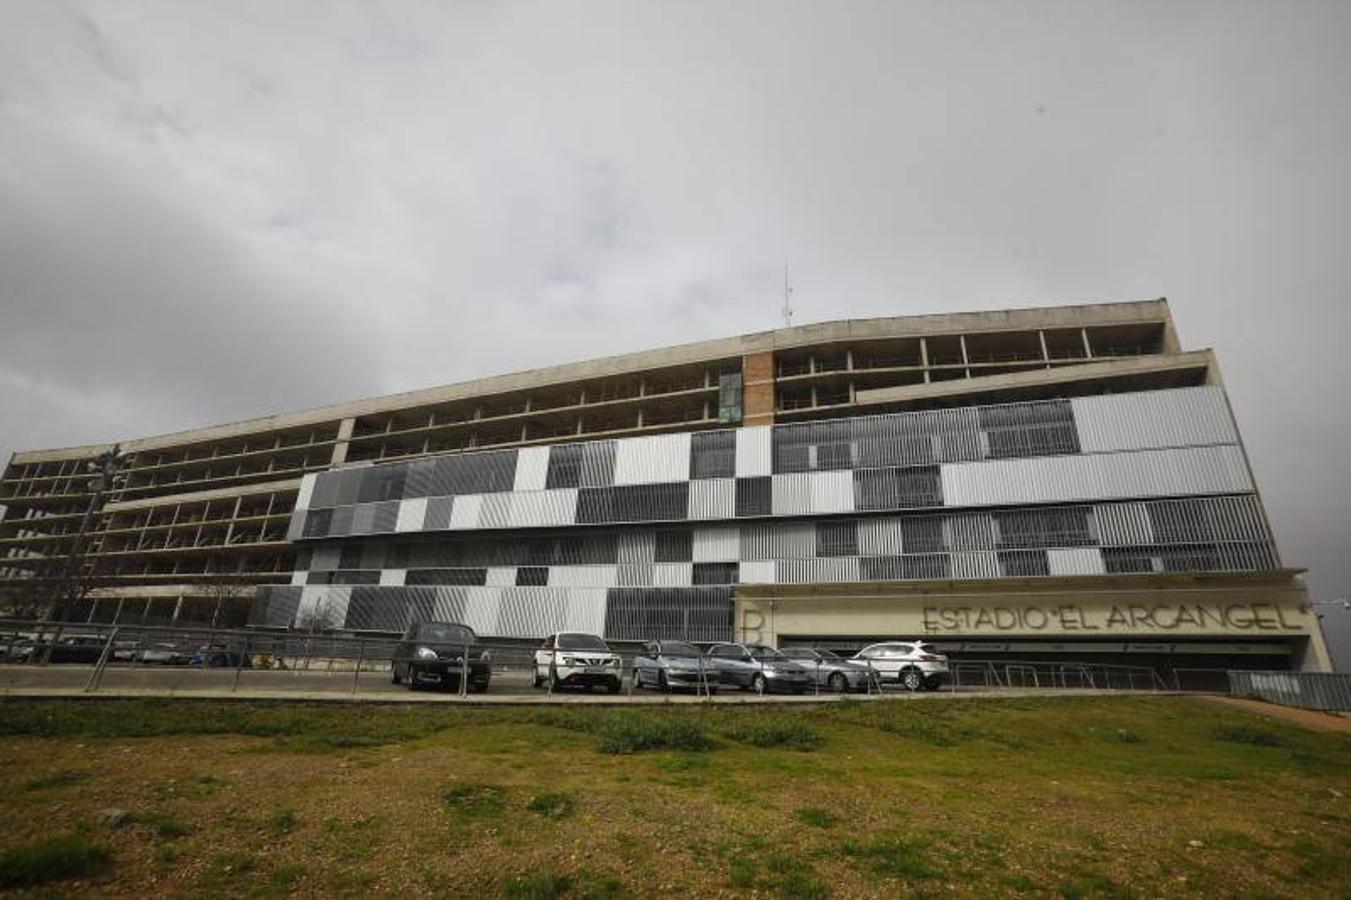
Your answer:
720,715 -> 823,751
443,782 -> 507,817
505,868 -> 572,900
796,807 -> 837,828
597,715 -> 713,754
526,792 -> 576,820
1212,725 -> 1285,748
0,834 -> 111,888
22,771 -> 90,791
132,812 -> 192,840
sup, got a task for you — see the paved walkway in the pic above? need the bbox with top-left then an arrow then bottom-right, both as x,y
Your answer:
1200,695 -> 1351,734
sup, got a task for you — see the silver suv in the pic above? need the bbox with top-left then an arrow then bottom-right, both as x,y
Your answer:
852,641 -> 949,691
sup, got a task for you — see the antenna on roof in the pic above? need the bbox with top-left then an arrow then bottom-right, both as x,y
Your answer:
782,262 -> 794,328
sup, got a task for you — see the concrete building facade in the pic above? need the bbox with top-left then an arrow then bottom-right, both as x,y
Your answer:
0,299 -> 1332,673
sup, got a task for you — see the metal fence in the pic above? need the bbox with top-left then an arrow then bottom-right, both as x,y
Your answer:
2,618 -> 1172,700
1229,670 -> 1351,712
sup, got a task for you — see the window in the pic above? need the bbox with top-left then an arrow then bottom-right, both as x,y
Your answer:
690,430 -> 736,479
735,477 -> 772,517
979,400 -> 1080,459
654,529 -> 693,563
815,520 -> 858,557
998,550 -> 1050,577
692,562 -> 739,585
515,566 -> 548,586
545,444 -> 583,489
718,373 -> 743,424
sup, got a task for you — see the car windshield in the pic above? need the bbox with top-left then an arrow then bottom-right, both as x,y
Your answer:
780,649 -> 815,659
819,650 -> 845,660
557,633 -> 609,651
416,623 -> 474,644
917,644 -> 939,655
660,642 -> 701,657
749,646 -> 784,660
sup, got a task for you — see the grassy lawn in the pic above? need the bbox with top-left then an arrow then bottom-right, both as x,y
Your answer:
0,696 -> 1348,898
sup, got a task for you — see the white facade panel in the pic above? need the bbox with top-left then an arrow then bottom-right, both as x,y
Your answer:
947,513 -> 994,551
564,588 -> 608,636
396,498 -> 428,532
1094,502 -> 1154,545
448,495 -> 482,530
693,526 -> 739,562
1047,548 -> 1106,576
951,551 -> 1000,580
290,570 -> 307,586
613,433 -> 691,485
688,479 -> 735,520
379,569 -> 407,586
508,489 -> 577,528
772,474 -> 812,516
463,587 -> 502,635
512,446 -> 551,493
295,473 -> 317,510
941,445 -> 1254,508
478,493 -> 513,529
485,566 -> 517,587
858,518 -> 904,556
741,522 -> 815,560
739,560 -> 776,584
548,565 -> 619,588
735,426 -> 772,477
1072,386 -> 1238,454
653,562 -> 693,587
617,531 -> 655,564
497,587 -> 566,638
809,470 -> 855,514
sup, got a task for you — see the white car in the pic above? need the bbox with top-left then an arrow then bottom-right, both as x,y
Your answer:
533,632 -> 623,693
851,641 -> 950,691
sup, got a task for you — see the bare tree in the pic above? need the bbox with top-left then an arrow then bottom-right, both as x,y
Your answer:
200,577 -> 257,629
295,596 -> 339,634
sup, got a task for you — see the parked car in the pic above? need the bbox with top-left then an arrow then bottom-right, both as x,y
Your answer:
778,648 -> 879,692
705,643 -> 813,694
191,645 -> 253,668
16,635 -> 107,665
391,621 -> 491,692
632,640 -> 718,693
134,643 -> 192,666
851,641 -> 950,691
533,632 -> 622,692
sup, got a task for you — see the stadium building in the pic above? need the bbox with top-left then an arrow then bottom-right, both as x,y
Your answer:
1,299 -> 1333,677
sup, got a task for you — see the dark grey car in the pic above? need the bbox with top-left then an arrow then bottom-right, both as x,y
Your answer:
705,643 -> 813,694
779,648 -> 879,692
632,640 -> 718,693
391,621 -> 491,692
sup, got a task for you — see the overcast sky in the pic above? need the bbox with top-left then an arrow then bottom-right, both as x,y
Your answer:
2,1 -> 1348,663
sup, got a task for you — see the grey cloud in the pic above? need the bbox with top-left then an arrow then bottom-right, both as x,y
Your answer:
0,0 -> 1348,662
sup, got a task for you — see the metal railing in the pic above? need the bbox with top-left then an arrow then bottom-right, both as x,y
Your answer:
4,619 -> 1183,701
1229,670 -> 1351,712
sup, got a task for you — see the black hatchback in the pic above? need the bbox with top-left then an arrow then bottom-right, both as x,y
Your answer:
391,621 -> 491,692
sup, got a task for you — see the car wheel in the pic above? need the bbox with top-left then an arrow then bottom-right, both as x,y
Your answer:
657,669 -> 669,692
632,668 -> 643,690
608,678 -> 621,694
406,665 -> 418,691
548,665 -> 561,691
392,666 -> 402,685
752,673 -> 767,695
828,672 -> 847,693
901,667 -> 923,692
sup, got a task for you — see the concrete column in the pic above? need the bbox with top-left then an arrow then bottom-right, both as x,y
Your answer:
1081,328 -> 1094,358
919,337 -> 930,383
330,417 -> 355,466
1038,330 -> 1050,366
959,334 -> 970,378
